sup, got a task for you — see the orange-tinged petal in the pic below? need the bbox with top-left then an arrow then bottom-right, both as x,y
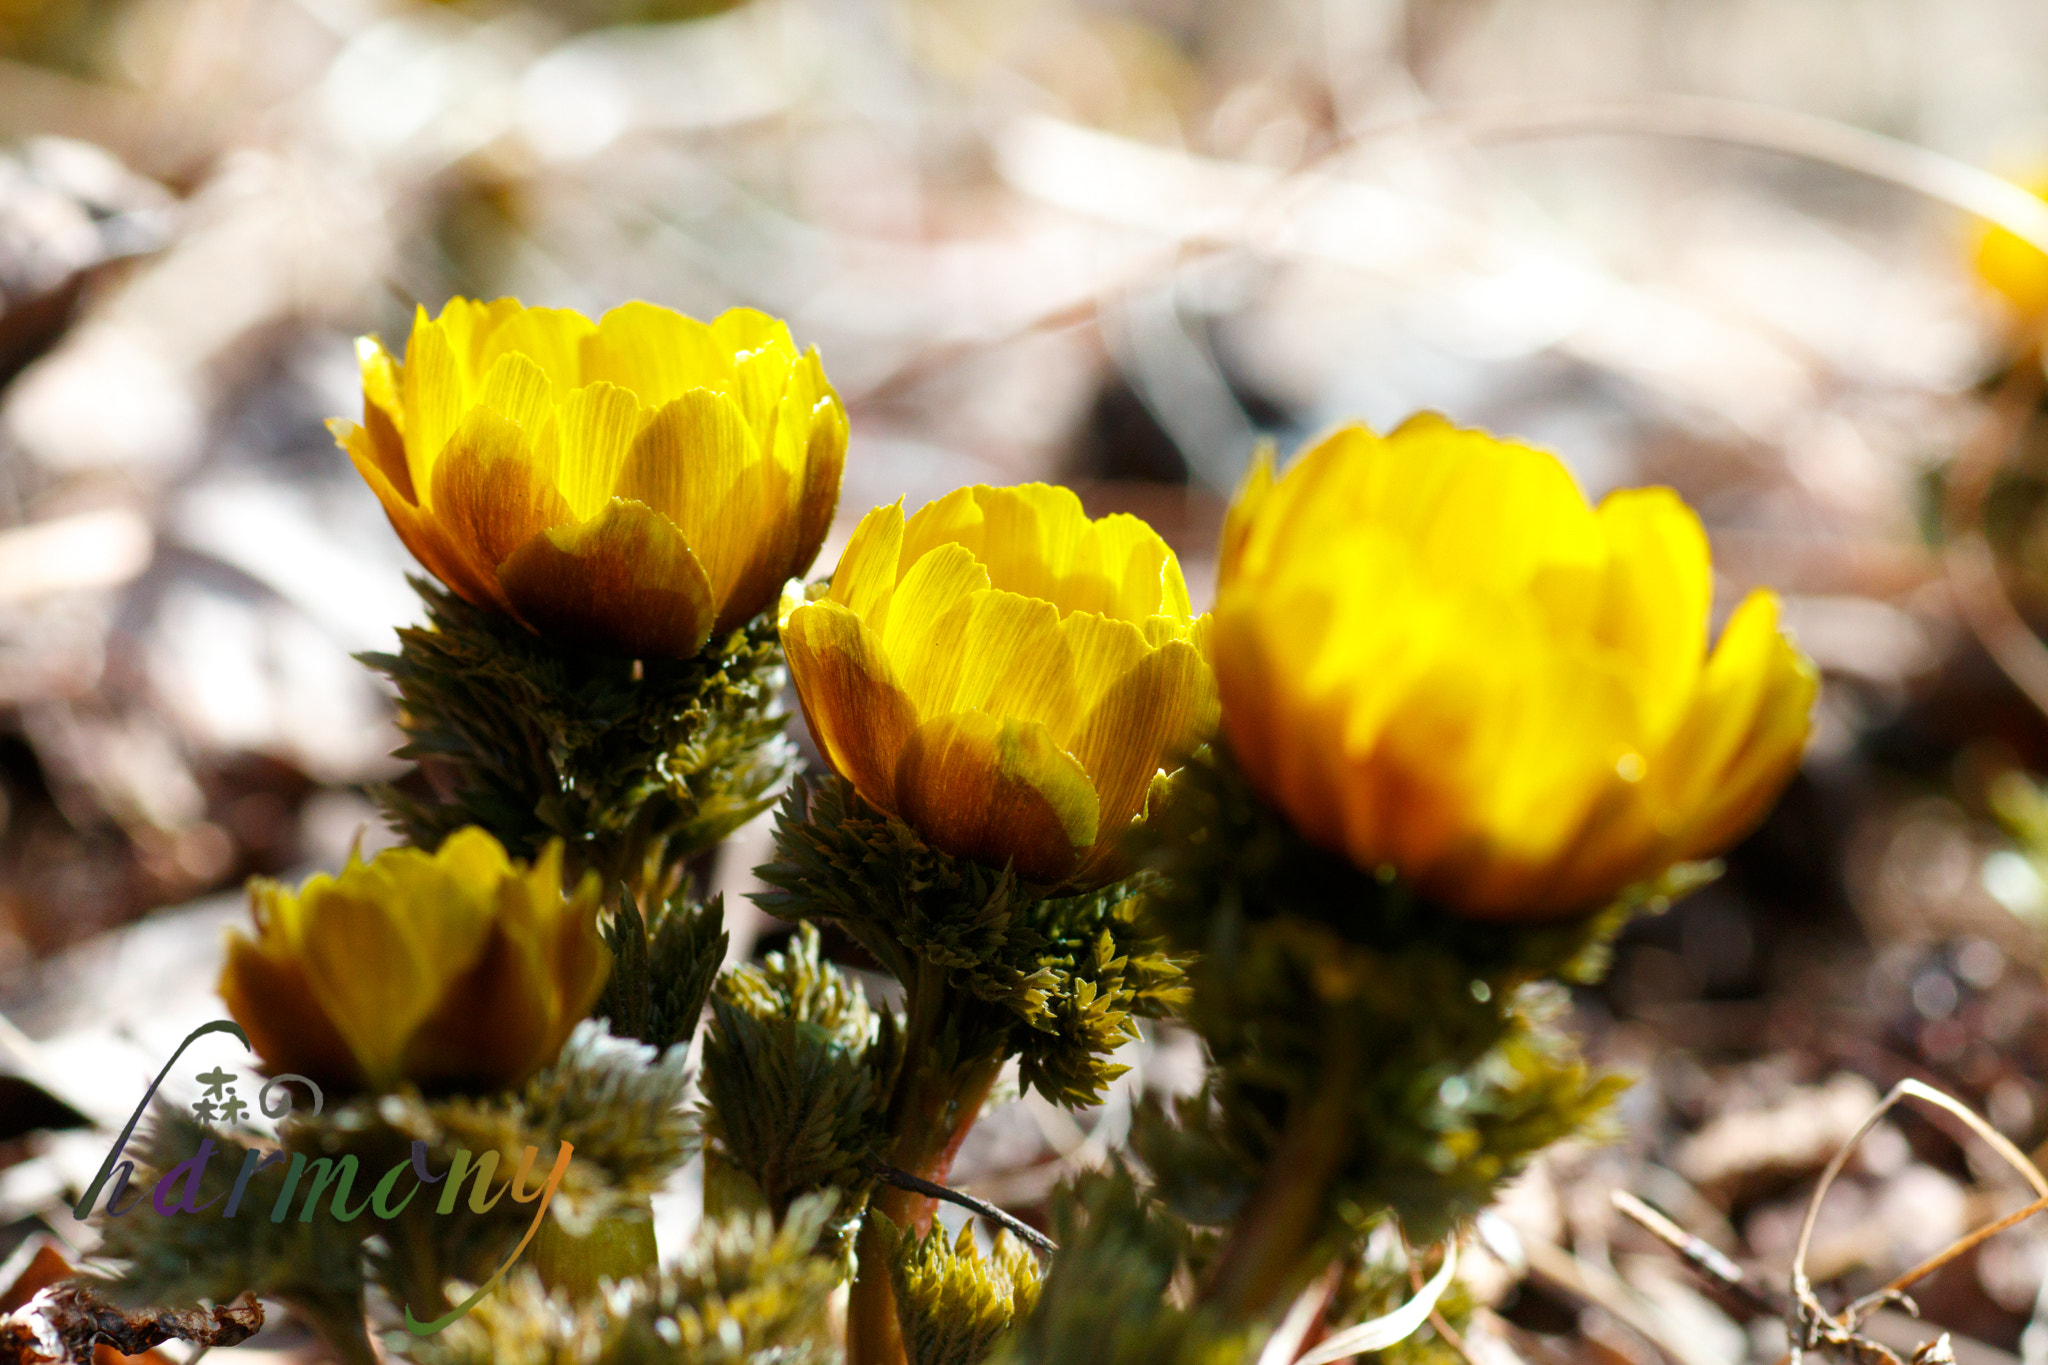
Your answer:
782,600 -> 917,813
498,499 -> 717,659
294,885 -> 458,1090
404,920 -> 552,1088
218,930 -> 365,1090
357,337 -> 413,501
542,859 -> 611,1025
429,408 -> 574,606
892,711 -> 1099,884
335,418 -> 501,607
222,831 -> 605,1095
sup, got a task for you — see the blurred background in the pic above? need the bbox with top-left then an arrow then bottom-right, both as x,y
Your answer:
9,0 -> 2048,1361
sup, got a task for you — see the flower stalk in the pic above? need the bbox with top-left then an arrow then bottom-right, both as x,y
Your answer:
848,963 -> 1008,1365
1198,1021 -> 1362,1322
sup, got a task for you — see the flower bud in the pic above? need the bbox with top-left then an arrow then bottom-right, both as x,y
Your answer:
333,298 -> 847,658
1213,416 -> 1816,921
781,485 -> 1218,889
219,829 -> 609,1093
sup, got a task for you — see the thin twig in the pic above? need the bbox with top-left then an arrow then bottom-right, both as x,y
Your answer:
1846,1190 -> 2048,1325
1429,1307 -> 1482,1365
1786,1080 -> 2048,1364
867,1162 -> 1057,1256
1612,1191 -> 1785,1320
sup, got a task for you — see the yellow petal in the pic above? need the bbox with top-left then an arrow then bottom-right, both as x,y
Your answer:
1585,487 -> 1712,745
950,590 -> 1078,738
497,499 -> 717,659
544,861 -> 611,1031
1067,637 -> 1216,882
711,306 -> 798,361
401,308 -> 465,494
295,881 -> 455,1090
1661,591 -> 1816,856
730,332 -> 798,441
1218,440 -> 1276,584
1063,513 -> 1162,621
828,500 -> 905,624
1385,414 -> 1603,593
1058,610 -> 1150,720
478,306 -> 596,395
434,824 -> 521,883
617,389 -> 778,629
899,486 -> 986,575
782,600 -> 918,813
584,301 -> 731,408
790,381 -> 849,582
435,297 -> 525,386
892,711 -> 1099,884
429,408 -> 574,603
970,484 -> 1090,603
878,543 -> 991,716
1226,424 -> 1380,585
476,351 -> 559,439
757,350 -> 844,589
547,382 -> 646,520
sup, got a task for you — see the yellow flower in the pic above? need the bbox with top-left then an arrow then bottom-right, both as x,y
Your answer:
1213,416 -> 1817,922
1973,171 -> 2048,324
780,484 -> 1218,888
219,828 -> 609,1093
332,297 -> 848,659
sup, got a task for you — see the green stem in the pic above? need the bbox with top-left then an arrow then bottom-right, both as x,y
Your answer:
846,965 -> 1006,1365
1200,1023 -> 1362,1322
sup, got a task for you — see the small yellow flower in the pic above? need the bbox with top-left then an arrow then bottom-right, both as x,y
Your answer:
1974,173 -> 2048,325
333,297 -> 848,658
1214,416 -> 1817,922
219,829 -> 609,1093
780,485 -> 1218,888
